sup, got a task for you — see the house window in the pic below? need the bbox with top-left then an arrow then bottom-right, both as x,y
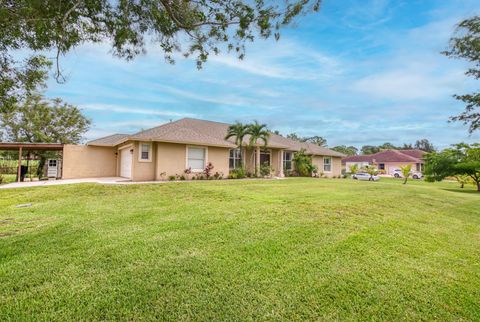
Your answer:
379,163 -> 385,170
323,157 -> 332,172
229,148 -> 242,169
187,147 -> 206,171
283,151 -> 293,171
139,143 -> 151,161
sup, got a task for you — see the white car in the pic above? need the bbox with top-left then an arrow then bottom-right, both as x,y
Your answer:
352,172 -> 380,181
392,169 -> 423,179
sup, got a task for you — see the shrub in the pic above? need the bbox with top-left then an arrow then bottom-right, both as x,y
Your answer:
293,149 -> 315,177
260,162 -> 273,177
168,175 -> 176,181
229,167 -> 246,179
213,172 -> 224,180
0,174 -> 3,184
179,175 -> 186,180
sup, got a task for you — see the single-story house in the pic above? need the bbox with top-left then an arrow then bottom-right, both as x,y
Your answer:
342,149 -> 426,175
61,118 -> 344,181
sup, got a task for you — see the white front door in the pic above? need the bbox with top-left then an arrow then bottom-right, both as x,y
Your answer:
120,148 -> 132,178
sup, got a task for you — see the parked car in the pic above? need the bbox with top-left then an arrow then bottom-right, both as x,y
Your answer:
352,172 -> 380,181
392,169 -> 423,179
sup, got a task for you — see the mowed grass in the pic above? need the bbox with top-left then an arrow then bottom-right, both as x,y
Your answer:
0,178 -> 479,320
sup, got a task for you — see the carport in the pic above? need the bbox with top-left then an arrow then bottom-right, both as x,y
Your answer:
0,142 -> 64,182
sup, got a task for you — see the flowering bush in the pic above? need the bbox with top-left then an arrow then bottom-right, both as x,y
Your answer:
204,162 -> 214,178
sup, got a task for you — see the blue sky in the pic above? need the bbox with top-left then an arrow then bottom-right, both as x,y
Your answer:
45,0 -> 480,149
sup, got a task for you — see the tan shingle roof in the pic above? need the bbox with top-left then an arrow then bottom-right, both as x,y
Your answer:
88,118 -> 344,157
87,134 -> 129,146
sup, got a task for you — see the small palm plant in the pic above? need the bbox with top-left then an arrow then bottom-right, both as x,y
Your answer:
246,121 -> 270,176
349,164 -> 359,176
364,165 -> 378,180
400,164 -> 412,184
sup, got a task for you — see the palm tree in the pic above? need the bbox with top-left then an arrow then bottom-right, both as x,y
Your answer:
400,164 -> 412,184
246,121 -> 270,175
348,164 -> 359,176
225,122 -> 248,149
225,122 -> 248,167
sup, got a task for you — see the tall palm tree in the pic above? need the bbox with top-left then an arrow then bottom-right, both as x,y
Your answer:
225,122 -> 248,167
246,121 -> 270,175
225,122 -> 248,148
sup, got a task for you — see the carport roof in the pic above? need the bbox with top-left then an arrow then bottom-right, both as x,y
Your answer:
0,142 -> 64,151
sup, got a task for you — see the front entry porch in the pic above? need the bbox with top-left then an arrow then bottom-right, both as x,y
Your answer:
242,147 -> 285,177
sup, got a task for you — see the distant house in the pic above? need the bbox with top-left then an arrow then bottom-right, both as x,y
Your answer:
342,149 -> 426,174
60,118 -> 344,181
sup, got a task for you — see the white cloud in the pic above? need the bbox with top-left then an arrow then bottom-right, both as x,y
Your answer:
352,67 -> 465,101
207,40 -> 342,81
81,103 -> 195,117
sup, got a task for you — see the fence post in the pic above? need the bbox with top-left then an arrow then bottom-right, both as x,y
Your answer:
17,146 -> 22,182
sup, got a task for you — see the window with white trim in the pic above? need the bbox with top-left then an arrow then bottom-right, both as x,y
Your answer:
283,151 -> 293,171
140,143 -> 151,161
229,148 -> 242,169
187,147 -> 206,171
323,157 -> 332,172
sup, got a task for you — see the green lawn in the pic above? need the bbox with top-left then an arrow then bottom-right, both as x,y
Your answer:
1,178 -> 479,320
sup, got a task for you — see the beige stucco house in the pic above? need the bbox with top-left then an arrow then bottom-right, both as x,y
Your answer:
62,118 -> 344,181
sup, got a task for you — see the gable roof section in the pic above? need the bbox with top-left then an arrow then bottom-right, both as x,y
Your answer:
87,134 -> 129,147
342,149 -> 425,164
88,118 -> 344,157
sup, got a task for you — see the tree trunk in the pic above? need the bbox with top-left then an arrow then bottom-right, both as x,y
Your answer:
460,182 -> 464,189
477,182 -> 480,192
403,177 -> 407,184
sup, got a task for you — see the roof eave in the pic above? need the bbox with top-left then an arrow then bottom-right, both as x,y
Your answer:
128,137 -> 237,148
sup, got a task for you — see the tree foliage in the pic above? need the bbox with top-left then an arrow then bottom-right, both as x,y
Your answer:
0,0 -> 321,112
414,139 -> 435,152
0,94 -> 91,144
443,16 -> 480,133
286,133 -> 327,147
331,145 -> 358,156
360,139 -> 435,154
360,145 -> 381,155
424,143 -> 480,191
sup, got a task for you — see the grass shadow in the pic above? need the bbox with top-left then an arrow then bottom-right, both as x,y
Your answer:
442,188 -> 480,195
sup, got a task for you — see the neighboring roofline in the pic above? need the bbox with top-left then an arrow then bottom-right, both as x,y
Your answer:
342,149 -> 424,164
87,134 -> 130,147
87,139 -> 130,147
